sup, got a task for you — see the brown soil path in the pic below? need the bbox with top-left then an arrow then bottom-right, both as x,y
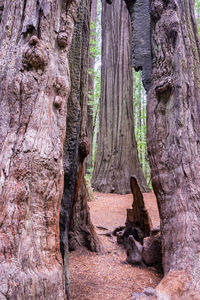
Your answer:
69,192 -> 162,300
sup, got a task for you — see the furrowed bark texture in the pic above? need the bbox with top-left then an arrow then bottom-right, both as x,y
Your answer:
60,0 -> 101,272
147,0 -> 200,297
68,0 -> 101,253
59,3 -> 83,297
92,0 -> 149,194
0,0 -> 79,299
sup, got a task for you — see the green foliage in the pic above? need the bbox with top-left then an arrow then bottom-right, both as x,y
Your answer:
85,0 -> 101,184
195,0 -> 200,34
133,70 -> 152,189
89,21 -> 101,58
85,173 -> 94,201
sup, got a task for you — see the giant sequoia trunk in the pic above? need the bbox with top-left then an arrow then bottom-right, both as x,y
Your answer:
92,0 -> 149,194
0,1 -> 79,299
119,0 -> 200,297
147,0 -> 200,297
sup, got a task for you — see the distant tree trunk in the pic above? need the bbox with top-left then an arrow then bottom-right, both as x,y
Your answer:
0,0 -> 79,299
60,1 -> 101,296
147,0 -> 200,297
92,0 -> 149,194
68,0 -> 101,254
86,0 -> 98,174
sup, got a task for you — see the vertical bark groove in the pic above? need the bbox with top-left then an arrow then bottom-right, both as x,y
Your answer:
147,0 -> 200,297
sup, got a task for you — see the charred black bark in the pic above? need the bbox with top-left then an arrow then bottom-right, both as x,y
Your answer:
124,0 -> 152,90
106,0 -> 152,89
127,0 -> 200,297
60,1 -> 101,297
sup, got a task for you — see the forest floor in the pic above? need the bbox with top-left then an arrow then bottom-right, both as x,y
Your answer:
69,192 -> 162,300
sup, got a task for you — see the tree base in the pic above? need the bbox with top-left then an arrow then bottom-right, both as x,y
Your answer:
135,270 -> 200,299
155,270 -> 200,300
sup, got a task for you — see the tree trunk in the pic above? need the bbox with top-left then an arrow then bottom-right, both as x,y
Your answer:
60,3 -> 84,297
92,0 -> 149,194
147,0 -> 200,297
0,1 -> 80,299
60,3 -> 101,295
68,0 -> 101,254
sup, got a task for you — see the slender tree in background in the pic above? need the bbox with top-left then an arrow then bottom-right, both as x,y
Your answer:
67,0 -> 101,254
60,1 -> 101,296
92,0 -> 149,194
0,0 -> 79,298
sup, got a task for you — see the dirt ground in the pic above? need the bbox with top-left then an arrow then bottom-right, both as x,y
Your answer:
69,192 -> 162,300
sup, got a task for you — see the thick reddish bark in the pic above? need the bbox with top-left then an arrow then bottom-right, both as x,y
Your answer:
69,137 -> 101,252
0,1 -> 79,298
120,0 -> 200,297
92,0 -> 149,194
146,0 -> 200,297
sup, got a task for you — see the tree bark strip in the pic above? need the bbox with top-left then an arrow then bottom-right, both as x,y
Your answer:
60,3 -> 101,290
68,0 -> 101,254
120,0 -> 200,296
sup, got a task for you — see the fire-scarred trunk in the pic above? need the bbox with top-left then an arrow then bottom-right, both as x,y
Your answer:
121,0 -> 200,297
60,3 -> 101,296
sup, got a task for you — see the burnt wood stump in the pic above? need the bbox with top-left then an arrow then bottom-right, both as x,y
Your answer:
117,176 -> 162,269
128,176 -> 152,238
